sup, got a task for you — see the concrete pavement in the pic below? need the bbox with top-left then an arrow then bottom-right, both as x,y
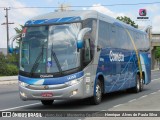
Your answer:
85,91 -> 160,120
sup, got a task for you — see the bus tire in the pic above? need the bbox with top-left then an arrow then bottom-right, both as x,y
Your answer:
140,76 -> 144,92
90,80 -> 102,105
41,100 -> 54,105
133,74 -> 140,93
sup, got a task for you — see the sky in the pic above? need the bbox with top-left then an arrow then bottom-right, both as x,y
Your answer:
0,0 -> 160,48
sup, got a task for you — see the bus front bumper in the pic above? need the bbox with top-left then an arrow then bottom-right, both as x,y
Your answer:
19,79 -> 85,101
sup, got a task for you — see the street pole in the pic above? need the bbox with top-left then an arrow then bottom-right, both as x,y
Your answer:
1,8 -> 14,55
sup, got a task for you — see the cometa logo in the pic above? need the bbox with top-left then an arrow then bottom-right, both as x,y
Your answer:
109,50 -> 124,62
40,75 -> 53,78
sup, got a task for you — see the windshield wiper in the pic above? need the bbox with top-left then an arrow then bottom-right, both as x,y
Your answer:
30,45 -> 44,77
51,45 -> 63,75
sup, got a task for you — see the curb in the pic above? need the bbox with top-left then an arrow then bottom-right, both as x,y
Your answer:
0,76 -> 18,85
151,69 -> 159,72
0,80 -> 18,85
0,76 -> 18,81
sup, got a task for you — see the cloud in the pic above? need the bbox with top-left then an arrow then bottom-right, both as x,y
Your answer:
89,4 -> 131,18
145,4 -> 159,13
136,4 -> 160,33
88,4 -> 160,33
0,0 -> 40,48
152,15 -> 160,33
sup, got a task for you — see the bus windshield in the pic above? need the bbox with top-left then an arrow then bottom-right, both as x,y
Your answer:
20,23 -> 81,74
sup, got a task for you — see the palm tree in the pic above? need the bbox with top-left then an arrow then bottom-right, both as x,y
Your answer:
14,25 -> 23,45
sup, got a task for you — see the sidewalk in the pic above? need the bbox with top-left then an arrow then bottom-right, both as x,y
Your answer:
0,76 -> 18,81
151,68 -> 159,71
0,76 -> 18,84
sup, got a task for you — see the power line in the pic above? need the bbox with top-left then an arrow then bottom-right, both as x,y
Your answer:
0,1 -> 160,9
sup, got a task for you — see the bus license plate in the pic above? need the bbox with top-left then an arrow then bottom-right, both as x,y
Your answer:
41,92 -> 53,97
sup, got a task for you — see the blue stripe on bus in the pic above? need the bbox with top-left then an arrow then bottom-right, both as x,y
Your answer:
96,48 -> 138,93
25,17 -> 81,26
25,19 -> 48,25
19,71 -> 84,85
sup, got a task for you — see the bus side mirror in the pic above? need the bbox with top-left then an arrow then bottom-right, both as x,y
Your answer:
77,40 -> 83,49
77,27 -> 91,50
9,34 -> 21,53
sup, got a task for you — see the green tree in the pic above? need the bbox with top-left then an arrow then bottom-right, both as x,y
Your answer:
0,53 -> 18,76
14,25 -> 23,34
155,47 -> 160,59
116,16 -> 138,28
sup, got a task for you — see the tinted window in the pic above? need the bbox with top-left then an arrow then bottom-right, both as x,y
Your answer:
110,25 -> 117,48
126,30 -> 134,50
98,20 -> 111,48
83,18 -> 97,54
135,33 -> 142,50
110,25 -> 132,50
118,27 -> 131,49
84,39 -> 91,63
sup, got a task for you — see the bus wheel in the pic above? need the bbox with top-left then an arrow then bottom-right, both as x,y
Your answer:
140,77 -> 144,92
41,100 -> 54,105
134,74 -> 140,93
90,80 -> 102,105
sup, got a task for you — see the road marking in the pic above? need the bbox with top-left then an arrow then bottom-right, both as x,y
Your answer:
113,104 -> 123,108
152,78 -> 160,82
128,99 -> 137,103
138,95 -> 148,99
101,110 -> 107,111
150,92 -> 157,95
0,102 -> 41,111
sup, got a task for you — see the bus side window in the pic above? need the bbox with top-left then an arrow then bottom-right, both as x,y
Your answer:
84,39 -> 91,64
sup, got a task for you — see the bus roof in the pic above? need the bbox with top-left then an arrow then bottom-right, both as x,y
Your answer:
25,10 -> 146,34
32,10 -> 98,20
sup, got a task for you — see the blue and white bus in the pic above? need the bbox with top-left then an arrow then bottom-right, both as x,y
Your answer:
10,10 -> 151,105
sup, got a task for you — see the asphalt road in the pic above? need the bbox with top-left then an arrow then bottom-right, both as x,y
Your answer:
0,70 -> 160,120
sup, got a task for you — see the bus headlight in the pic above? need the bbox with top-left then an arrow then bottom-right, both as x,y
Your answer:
65,78 -> 83,86
19,81 -> 29,87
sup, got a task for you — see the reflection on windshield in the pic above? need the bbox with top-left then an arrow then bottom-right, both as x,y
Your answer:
47,23 -> 81,73
20,26 -> 48,73
20,23 -> 81,74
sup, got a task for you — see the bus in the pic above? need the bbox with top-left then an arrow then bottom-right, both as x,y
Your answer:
9,10 -> 151,105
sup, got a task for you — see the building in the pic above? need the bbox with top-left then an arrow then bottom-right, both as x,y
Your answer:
151,33 -> 160,69
152,33 -> 160,40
